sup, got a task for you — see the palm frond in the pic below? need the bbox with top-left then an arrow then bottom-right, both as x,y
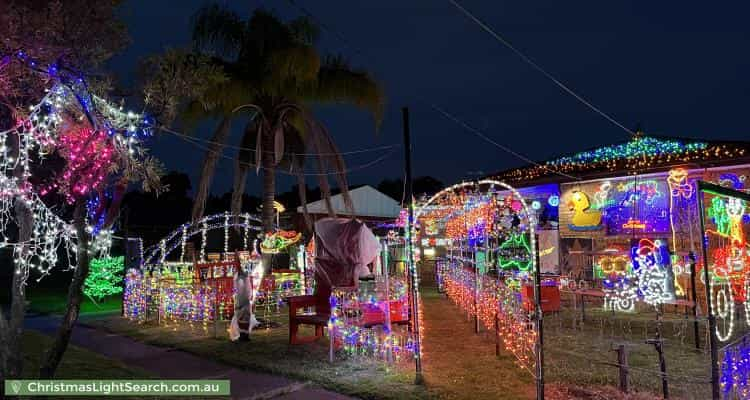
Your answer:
179,78 -> 255,130
191,117 -> 232,222
192,3 -> 246,58
244,9 -> 295,61
263,46 -> 320,95
288,16 -> 320,45
140,49 -> 228,125
309,56 -> 385,130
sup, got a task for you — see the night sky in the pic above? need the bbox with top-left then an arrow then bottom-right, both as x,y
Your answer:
109,1 -> 750,196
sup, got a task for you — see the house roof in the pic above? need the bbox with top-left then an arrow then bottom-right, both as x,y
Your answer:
487,134 -> 750,186
297,185 -> 402,219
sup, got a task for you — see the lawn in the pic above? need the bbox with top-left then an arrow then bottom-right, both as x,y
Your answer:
85,288 -> 712,400
20,330 -> 225,400
87,314 -> 432,400
542,307 -> 712,400
21,329 -> 151,379
26,287 -> 122,315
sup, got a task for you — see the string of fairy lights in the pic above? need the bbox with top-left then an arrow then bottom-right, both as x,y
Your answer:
416,180 -> 540,376
141,212 -> 264,266
495,136 -> 749,183
0,52 -> 154,284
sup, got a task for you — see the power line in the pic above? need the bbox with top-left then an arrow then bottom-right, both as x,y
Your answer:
446,0 -> 634,136
428,103 -> 580,180
283,0 -> 582,181
159,126 -> 400,156
173,131 -> 398,176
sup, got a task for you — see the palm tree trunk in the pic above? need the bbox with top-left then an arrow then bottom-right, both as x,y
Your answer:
231,122 -> 256,226
261,130 -> 276,232
39,200 -> 90,378
261,129 -> 276,272
192,117 -> 232,222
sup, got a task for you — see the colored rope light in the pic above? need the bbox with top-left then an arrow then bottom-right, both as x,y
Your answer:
260,230 -> 302,254
603,239 -> 675,312
495,136 -> 747,183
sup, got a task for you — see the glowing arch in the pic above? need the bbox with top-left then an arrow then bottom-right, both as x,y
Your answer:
415,179 -> 537,270
142,212 -> 265,266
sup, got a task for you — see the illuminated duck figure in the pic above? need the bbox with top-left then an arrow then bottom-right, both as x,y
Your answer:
567,190 -> 602,230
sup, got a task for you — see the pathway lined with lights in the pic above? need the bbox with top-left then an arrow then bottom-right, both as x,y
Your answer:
25,315 -> 352,400
419,289 -> 535,400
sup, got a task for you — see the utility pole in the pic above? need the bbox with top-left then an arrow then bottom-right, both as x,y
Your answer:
533,235 -> 545,400
403,107 -> 423,384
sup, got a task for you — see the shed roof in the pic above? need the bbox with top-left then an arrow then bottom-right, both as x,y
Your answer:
297,185 -> 402,219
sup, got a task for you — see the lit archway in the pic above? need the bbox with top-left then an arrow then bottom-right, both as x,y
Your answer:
142,212 -> 264,266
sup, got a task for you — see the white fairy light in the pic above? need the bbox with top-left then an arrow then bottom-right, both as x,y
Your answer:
0,77 -> 153,286
712,284 -> 735,342
200,221 -> 207,262
180,224 -> 187,263
243,213 -> 250,250
140,213 -> 262,266
159,239 -> 166,264
223,211 -> 229,255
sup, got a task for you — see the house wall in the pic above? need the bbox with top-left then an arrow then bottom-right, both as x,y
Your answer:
551,164 -> 750,299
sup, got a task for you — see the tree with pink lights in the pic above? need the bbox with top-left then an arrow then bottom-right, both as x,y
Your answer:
0,0 -> 162,384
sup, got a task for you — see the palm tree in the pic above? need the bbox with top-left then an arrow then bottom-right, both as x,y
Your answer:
184,5 -> 384,233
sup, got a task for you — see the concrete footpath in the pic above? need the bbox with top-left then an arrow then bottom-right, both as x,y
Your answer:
25,315 -> 353,400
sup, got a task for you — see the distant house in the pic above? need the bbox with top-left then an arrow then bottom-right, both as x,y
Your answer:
295,185 -> 402,230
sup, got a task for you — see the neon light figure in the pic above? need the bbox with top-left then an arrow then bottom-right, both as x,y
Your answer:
667,168 -> 693,296
708,197 -> 749,342
567,190 -> 602,231
497,233 -> 531,271
593,181 -> 613,209
630,239 -> 675,306
710,198 -> 731,236
603,275 -> 638,312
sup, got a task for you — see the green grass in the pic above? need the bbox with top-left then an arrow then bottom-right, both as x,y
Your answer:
21,329 -> 151,379
26,287 -> 122,315
542,306 -> 712,400
88,291 -> 536,400
85,289 -> 713,400
20,330 -> 224,400
88,315 -> 432,400
419,290 -> 535,400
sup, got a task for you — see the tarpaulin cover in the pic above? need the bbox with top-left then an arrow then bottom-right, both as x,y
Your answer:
314,218 -> 380,288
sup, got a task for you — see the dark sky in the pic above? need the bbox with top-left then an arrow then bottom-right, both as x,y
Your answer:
108,1 -> 750,196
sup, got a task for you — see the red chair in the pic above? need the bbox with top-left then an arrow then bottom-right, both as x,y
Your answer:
522,284 -> 561,313
361,299 -> 409,327
287,283 -> 331,344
